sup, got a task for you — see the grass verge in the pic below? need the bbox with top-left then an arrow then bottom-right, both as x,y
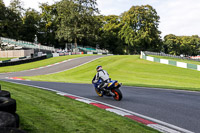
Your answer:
150,55 -> 200,65
0,57 -> 14,61
0,80 -> 159,133
23,55 -> 200,91
0,55 -> 91,73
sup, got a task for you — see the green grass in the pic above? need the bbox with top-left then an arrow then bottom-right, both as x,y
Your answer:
0,57 -> 14,61
23,55 -> 200,91
150,55 -> 200,65
0,55 -> 91,73
0,80 -> 159,133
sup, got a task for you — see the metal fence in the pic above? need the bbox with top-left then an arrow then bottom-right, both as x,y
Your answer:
144,51 -> 200,62
0,37 -> 56,52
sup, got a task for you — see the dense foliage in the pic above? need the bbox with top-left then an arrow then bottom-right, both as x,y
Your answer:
0,0 -> 199,55
119,5 -> 162,54
98,15 -> 125,54
164,34 -> 200,56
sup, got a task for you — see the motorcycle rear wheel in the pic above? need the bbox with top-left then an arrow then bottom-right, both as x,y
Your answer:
95,88 -> 103,97
112,88 -> 122,101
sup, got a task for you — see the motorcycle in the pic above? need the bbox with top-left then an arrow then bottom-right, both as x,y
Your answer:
92,77 -> 123,101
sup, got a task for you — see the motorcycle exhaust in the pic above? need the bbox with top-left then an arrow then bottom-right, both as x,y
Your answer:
109,91 -> 116,96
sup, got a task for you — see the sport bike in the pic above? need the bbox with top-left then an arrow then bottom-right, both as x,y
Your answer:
92,78 -> 123,101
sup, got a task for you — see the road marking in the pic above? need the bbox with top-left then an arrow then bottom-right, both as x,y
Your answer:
64,95 -> 78,99
76,99 -> 93,104
148,124 -> 181,133
59,93 -> 194,133
125,115 -> 156,125
6,77 -> 29,81
106,108 -> 131,116
90,103 -> 113,109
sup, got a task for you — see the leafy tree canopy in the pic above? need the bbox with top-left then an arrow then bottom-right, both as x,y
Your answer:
99,15 -> 125,54
56,0 -> 99,45
164,34 -> 200,56
119,5 -> 162,54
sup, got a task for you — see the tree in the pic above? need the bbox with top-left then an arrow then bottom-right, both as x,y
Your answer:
189,35 -> 200,55
56,0 -> 99,50
181,35 -> 200,56
0,0 -> 7,37
163,34 -> 180,55
119,5 -> 162,54
1,7 -> 22,39
20,8 -> 41,42
0,0 -> 24,39
99,15 -> 125,54
39,3 -> 58,47
164,34 -> 200,56
9,0 -> 24,16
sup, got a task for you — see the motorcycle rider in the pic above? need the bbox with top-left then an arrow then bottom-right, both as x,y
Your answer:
93,65 -> 110,91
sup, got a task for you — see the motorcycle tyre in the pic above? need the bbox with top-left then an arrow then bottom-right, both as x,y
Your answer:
95,88 -> 103,97
112,88 -> 122,101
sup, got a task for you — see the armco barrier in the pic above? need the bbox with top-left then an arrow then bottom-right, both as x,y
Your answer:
141,51 -> 200,71
0,55 -> 47,67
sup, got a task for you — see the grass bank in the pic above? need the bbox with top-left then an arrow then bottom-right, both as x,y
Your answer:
0,57 -> 14,61
23,55 -> 200,91
0,55 -> 91,73
0,80 -> 159,133
150,55 -> 200,65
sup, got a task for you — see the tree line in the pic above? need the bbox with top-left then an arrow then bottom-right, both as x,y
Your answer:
0,0 -> 200,55
164,34 -> 200,56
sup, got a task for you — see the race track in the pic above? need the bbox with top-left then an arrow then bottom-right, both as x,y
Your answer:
0,55 -> 199,133
0,55 -> 103,79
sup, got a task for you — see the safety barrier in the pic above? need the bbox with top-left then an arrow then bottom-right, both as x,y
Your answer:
0,55 -> 48,67
140,51 -> 200,71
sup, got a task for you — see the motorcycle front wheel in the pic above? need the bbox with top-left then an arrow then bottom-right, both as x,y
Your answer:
95,88 -> 103,97
112,88 -> 122,101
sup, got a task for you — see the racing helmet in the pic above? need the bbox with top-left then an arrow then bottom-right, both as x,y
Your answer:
96,65 -> 102,72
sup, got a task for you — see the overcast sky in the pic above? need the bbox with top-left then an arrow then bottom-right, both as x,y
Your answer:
3,0 -> 200,38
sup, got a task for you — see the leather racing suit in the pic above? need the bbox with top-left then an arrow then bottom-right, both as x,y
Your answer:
93,69 -> 110,90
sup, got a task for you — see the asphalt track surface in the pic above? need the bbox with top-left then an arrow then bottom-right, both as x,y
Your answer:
0,55 -> 199,133
0,55 -> 103,79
